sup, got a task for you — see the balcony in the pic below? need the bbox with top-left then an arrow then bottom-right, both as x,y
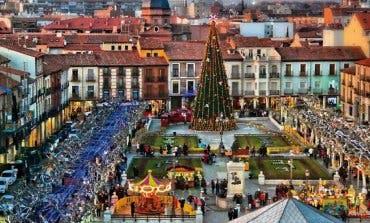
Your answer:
231,73 -> 240,79
171,72 -> 179,77
269,73 -> 280,79
259,73 -> 267,79
71,93 -> 81,100
244,90 -> 255,96
86,92 -> 97,100
71,77 -> 80,82
256,55 -> 267,61
231,90 -> 240,96
313,88 -> 323,94
327,88 -> 338,95
244,73 -> 255,78
132,69 -> 139,77
314,71 -> 322,76
298,88 -> 308,94
284,89 -> 293,95
299,71 -> 307,77
259,90 -> 266,95
269,90 -> 280,95
285,71 -> 293,77
244,56 -> 254,61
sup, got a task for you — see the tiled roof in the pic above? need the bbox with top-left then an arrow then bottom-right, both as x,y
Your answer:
276,46 -> 366,61
0,73 -> 21,89
64,34 -> 131,44
0,34 -> 64,48
0,66 -> 29,77
230,36 -> 281,48
43,17 -> 141,31
355,13 -> 370,31
297,31 -> 322,38
230,198 -> 344,223
221,42 -> 243,61
164,41 -> 205,61
43,51 -> 168,74
330,7 -> 370,16
0,55 -> 9,64
139,37 -> 164,50
341,66 -> 356,75
63,44 -> 102,51
0,44 -> 44,58
356,58 -> 370,67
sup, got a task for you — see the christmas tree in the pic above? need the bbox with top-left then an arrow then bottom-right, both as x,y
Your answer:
191,21 -> 237,131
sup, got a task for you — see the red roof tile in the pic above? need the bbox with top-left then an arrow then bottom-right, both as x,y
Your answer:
0,44 -> 44,58
139,37 -> 164,50
341,66 -> 356,75
276,47 -> 366,61
64,33 -> 131,44
43,17 -> 141,32
356,58 -> 370,67
0,73 -> 20,89
230,35 -> 281,48
43,51 -> 168,74
0,66 -> 29,77
164,41 -> 205,61
355,13 -> 370,31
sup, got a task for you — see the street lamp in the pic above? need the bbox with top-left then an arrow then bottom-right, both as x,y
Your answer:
288,151 -> 294,186
305,169 -> 310,187
217,113 -> 225,143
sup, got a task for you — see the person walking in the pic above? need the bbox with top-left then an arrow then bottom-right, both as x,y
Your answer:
228,207 -> 233,221
211,179 -> 215,194
215,179 -> 220,196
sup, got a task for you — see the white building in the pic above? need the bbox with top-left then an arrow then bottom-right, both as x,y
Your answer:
323,28 -> 344,46
240,22 -> 294,39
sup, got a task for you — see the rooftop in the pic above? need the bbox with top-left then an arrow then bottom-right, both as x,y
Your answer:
0,44 -> 44,58
355,12 -> 370,31
341,66 -> 356,75
0,73 -> 21,89
229,36 -> 282,48
164,41 -> 205,61
276,46 -> 366,61
139,37 -> 164,50
356,58 -> 370,67
0,66 -> 29,77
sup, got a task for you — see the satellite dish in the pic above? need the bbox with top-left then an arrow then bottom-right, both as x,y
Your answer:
154,26 -> 159,32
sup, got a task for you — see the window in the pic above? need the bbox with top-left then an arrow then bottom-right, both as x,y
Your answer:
271,65 -> 278,74
172,81 -> 180,94
300,64 -> 306,76
103,67 -> 110,76
246,82 -> 253,90
146,52 -> 151,57
187,80 -> 194,92
314,81 -> 320,88
117,78 -> 124,89
133,90 -> 139,100
158,69 -> 166,82
172,64 -> 179,77
232,82 -> 239,95
344,63 -> 349,68
125,45 -> 128,50
87,86 -> 94,98
111,45 -> 115,51
231,65 -> 239,78
118,67 -> 125,76
72,86 -> 79,97
259,65 -> 266,78
329,64 -> 335,75
153,52 -> 158,57
248,49 -> 253,59
187,63 -> 195,77
118,45 -> 122,50
285,64 -> 291,76
314,64 -> 321,76
87,69 -> 94,81
103,78 -> 109,89
270,82 -> 278,90
132,77 -> 138,87
257,49 -> 261,56
72,69 -> 78,81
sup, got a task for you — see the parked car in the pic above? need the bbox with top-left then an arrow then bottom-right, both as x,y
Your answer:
1,170 -> 17,185
0,178 -> 8,193
0,195 -> 14,213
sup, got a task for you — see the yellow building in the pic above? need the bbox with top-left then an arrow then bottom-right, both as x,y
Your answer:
137,37 -> 166,58
344,13 -> 370,57
341,58 -> 370,123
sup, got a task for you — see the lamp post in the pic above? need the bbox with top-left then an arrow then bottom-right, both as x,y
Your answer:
305,169 -> 310,187
288,151 -> 294,185
217,113 -> 225,144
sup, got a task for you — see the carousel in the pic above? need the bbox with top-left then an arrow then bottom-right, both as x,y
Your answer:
127,170 -> 171,214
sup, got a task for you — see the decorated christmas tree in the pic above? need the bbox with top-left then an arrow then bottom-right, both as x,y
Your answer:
191,21 -> 237,131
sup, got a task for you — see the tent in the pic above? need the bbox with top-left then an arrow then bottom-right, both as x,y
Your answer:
230,198 -> 344,223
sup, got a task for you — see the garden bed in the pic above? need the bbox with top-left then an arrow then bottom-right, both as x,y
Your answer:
248,157 -> 331,180
127,157 -> 202,179
234,135 -> 292,149
138,133 -> 199,149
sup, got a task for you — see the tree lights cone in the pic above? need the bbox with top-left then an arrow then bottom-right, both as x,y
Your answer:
191,21 -> 237,131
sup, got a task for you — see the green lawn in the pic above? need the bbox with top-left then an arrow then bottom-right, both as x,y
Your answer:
139,134 -> 199,148
248,157 -> 331,180
235,135 -> 292,149
127,157 -> 202,179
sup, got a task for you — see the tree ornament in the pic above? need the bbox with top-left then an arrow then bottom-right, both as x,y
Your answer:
206,57 -> 210,62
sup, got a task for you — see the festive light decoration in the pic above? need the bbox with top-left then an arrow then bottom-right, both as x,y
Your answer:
128,170 -> 171,196
191,21 -> 237,131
